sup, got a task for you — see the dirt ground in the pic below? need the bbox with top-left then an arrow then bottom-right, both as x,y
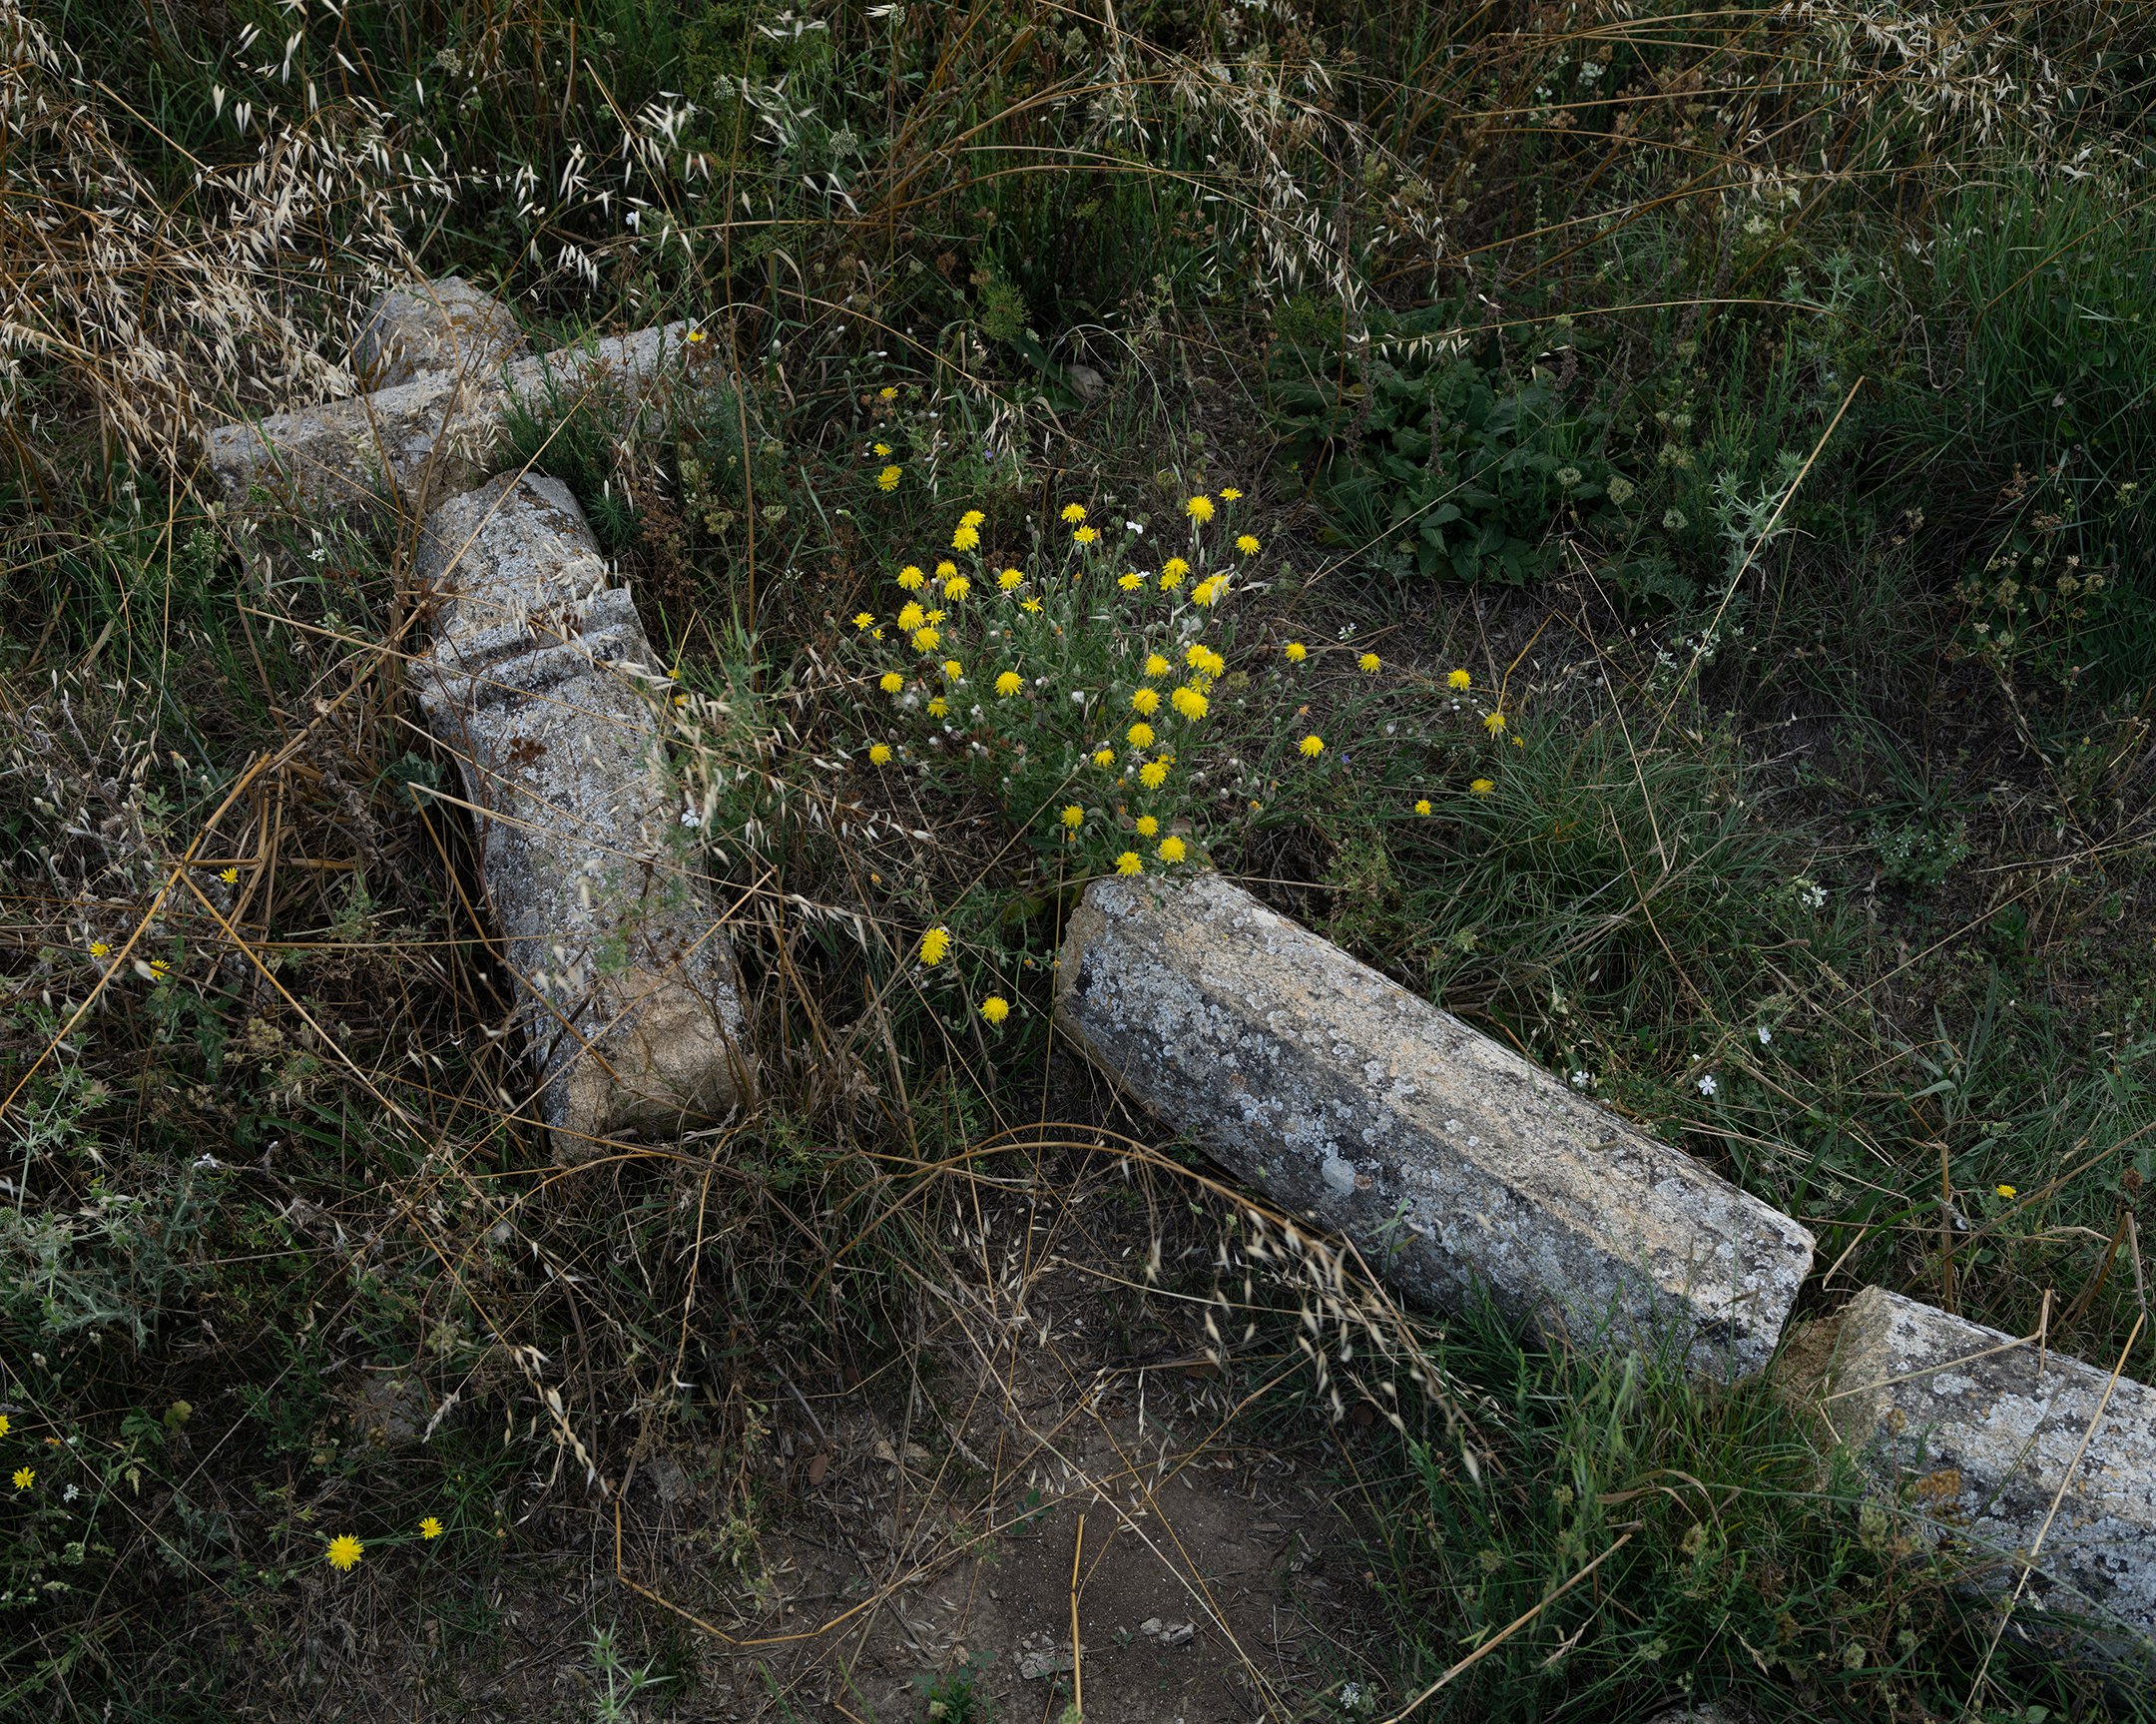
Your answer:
293,1097 -> 1405,1724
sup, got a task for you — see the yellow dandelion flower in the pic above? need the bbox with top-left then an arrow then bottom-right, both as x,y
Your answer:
420,1516 -> 444,1539
1160,557 -> 1189,588
219,865 -> 239,884
945,576 -> 971,601
1115,851 -> 1143,876
1022,598 -> 1043,613
325,1534 -> 363,1571
867,744 -> 893,766
1139,759 -> 1171,790
1158,836 -> 1187,863
1185,494 -> 1215,523
1060,805 -> 1085,830
1092,748 -> 1115,769
1483,711 -> 1506,737
1235,533 -> 1260,555
1193,576 -> 1226,607
1469,778 -> 1494,796
995,671 -> 1024,697
952,524 -> 981,552
1414,799 -> 1433,816
1358,651 -> 1381,674
980,996 -> 1010,1025
1074,525 -> 1098,545
1220,486 -> 1244,501
998,567 -> 1024,590
912,627 -> 940,653
1060,503 -> 1088,524
1299,734 -> 1326,759
1127,721 -> 1156,750
1144,653 -> 1170,677
896,601 -> 925,630
925,607 -> 945,623
1285,641 -> 1307,662
853,611 -> 875,631
1447,668 -> 1471,690
876,465 -> 902,492
919,927 -> 951,965
687,328 -> 708,345
1131,687 -> 1161,716
1996,1184 -> 2018,1199
1118,572 -> 1143,591
897,565 -> 926,590
942,659 -> 962,680
879,672 -> 904,695
935,560 -> 957,579
927,696 -> 949,718
1135,815 -> 1160,839
1171,686 -> 1208,721
12,1466 -> 33,1490
872,441 -> 892,457
878,386 -> 898,400
0,1415 -> 9,1437
90,940 -> 110,958
960,509 -> 986,529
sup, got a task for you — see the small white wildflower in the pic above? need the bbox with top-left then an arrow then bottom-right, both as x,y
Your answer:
680,810 -> 701,827
1758,1024 -> 1773,1045
1569,1070 -> 1590,1090
1697,1074 -> 1718,1097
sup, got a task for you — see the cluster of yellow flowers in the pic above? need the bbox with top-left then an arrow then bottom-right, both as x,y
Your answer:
856,488 -> 1279,1020
1274,647 -> 1508,809
852,490 -> 1269,878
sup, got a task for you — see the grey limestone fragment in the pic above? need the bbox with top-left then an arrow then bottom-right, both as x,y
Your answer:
1820,1285 -> 2156,1648
351,276 -> 529,390
207,320 -> 700,522
414,473 -> 751,1150
1053,872 -> 1814,1379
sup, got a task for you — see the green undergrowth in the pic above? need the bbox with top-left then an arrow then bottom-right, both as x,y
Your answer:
1376,1301 -> 2156,1722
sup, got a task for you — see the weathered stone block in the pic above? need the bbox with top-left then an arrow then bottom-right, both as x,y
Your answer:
414,474 -> 751,1149
207,321 -> 697,521
1820,1285 -> 2156,1646
1053,872 -> 1813,1378
351,276 -> 529,390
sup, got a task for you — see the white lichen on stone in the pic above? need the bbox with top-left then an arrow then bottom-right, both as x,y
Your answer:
207,321 -> 701,522
350,277 -> 529,391
1054,872 -> 1814,1379
414,473 -> 752,1150
1823,1285 -> 2156,1650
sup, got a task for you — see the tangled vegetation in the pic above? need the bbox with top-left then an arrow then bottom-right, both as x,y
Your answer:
3,0 -> 2154,1719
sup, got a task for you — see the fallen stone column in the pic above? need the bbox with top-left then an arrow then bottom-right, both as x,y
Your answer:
414,472 -> 753,1149
1818,1285 -> 2156,1648
1053,872 -> 1814,1379
207,319 -> 700,521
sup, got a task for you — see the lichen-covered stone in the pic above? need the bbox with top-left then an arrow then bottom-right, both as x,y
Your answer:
414,474 -> 752,1149
351,276 -> 529,390
207,321 -> 698,521
1054,872 -> 1813,1378
1821,1286 -> 2156,1647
